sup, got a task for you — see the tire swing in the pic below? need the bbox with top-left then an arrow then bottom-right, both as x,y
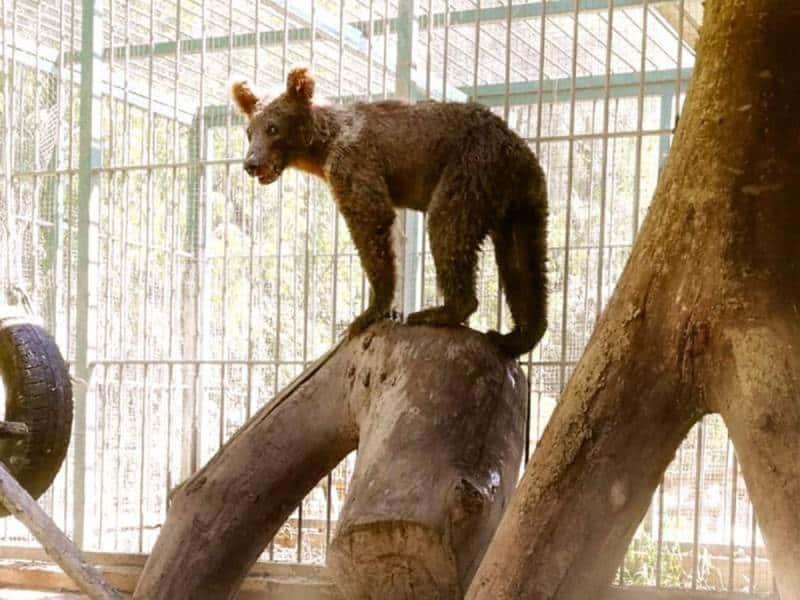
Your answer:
0,303 -> 72,516
0,304 -> 120,598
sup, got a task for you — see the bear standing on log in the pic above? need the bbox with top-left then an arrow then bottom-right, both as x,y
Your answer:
232,68 -> 548,357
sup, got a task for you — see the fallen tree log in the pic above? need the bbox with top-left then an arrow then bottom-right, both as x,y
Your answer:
467,2 -> 800,599
133,322 -> 526,600
0,462 -> 122,600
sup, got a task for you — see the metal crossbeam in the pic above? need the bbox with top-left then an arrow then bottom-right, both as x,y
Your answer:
358,0 -> 653,35
200,67 -> 692,129
2,33 -> 197,123
88,0 -> 657,61
469,67 -> 694,106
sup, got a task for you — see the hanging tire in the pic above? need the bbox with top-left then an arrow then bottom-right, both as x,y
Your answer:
0,318 -> 73,517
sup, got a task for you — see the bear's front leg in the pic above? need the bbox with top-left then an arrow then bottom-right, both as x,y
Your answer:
331,175 -> 397,337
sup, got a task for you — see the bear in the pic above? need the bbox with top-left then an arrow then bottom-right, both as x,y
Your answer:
231,68 -> 547,357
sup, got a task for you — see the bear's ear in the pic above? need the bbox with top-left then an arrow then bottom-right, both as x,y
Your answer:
231,80 -> 259,118
286,68 -> 315,103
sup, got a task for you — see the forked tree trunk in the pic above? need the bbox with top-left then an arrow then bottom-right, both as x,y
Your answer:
133,323 -> 526,600
467,2 -> 800,599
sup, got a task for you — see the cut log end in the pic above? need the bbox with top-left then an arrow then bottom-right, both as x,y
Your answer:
329,521 -> 459,600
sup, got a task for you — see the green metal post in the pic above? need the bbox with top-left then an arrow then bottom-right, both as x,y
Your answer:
659,93 -> 674,173
181,115 -> 204,482
396,0 -> 420,316
42,73 -> 63,329
74,0 -> 103,549
395,0 -> 415,100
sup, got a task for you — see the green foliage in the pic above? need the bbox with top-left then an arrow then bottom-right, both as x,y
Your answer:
622,532 -> 687,588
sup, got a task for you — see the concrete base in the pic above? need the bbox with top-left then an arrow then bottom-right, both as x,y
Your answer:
0,551 -> 335,600
0,554 -> 779,600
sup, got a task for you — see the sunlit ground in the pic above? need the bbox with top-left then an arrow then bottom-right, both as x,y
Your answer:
0,591 -> 86,599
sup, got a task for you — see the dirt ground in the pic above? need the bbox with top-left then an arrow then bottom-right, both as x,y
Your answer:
0,591 -> 88,599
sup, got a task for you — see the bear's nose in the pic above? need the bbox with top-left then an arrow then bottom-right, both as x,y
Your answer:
243,158 -> 259,176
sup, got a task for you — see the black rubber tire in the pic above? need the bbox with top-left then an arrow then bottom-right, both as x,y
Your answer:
0,321 -> 73,517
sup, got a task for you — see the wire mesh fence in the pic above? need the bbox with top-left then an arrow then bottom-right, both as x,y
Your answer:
0,0 -> 780,595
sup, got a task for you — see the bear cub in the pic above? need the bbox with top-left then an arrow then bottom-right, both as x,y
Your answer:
232,68 -> 548,357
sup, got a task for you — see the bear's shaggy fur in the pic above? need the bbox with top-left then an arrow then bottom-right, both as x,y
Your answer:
232,68 -> 548,357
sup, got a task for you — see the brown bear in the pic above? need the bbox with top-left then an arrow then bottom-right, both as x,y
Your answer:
232,68 -> 548,357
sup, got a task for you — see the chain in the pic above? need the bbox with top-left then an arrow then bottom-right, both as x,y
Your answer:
5,283 -> 33,314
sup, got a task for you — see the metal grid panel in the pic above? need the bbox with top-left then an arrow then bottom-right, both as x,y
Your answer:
0,0 -> 779,595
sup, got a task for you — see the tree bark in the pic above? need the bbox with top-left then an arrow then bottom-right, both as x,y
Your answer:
133,323 -> 526,600
467,2 -> 800,599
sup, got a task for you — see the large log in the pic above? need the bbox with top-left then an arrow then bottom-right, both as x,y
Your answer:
133,322 -> 526,600
467,2 -> 800,599
327,325 -> 526,598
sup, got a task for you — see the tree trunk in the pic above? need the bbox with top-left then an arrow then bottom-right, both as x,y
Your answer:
711,324 -> 800,599
133,323 -> 526,600
467,2 -> 800,599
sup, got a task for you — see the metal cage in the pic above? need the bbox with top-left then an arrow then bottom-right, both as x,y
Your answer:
0,0 -> 779,595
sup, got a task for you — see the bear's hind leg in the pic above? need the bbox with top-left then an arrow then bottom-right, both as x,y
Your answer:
406,179 -> 485,328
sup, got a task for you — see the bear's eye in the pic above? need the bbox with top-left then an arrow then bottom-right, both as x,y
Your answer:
266,124 -> 279,136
